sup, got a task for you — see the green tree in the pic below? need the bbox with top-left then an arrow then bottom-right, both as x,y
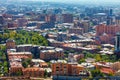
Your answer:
0,30 -> 48,46
85,52 -> 94,58
3,61 -> 8,67
22,58 -> 31,68
4,67 -> 8,74
22,61 -> 29,68
91,69 -> 104,78
44,69 -> 48,78
78,58 -> 85,64
95,54 -> 101,62
16,70 -> 23,76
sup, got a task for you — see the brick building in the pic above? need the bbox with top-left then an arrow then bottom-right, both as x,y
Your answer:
115,16 -> 120,25
22,68 -> 44,77
95,62 -> 115,75
40,48 -> 64,61
62,14 -> 73,23
9,58 -> 23,75
69,28 -> 83,35
96,24 -> 120,44
17,18 -> 28,27
0,15 -> 4,29
7,22 -> 18,29
74,20 -> 90,33
52,63 -> 84,76
6,39 -> 16,49
8,52 -> 32,59
45,14 -> 56,22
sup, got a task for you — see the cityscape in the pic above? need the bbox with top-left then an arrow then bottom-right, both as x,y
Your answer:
0,0 -> 120,80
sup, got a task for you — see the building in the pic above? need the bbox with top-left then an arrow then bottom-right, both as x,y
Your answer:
73,54 -> 84,62
17,18 -> 28,27
0,15 -> 4,29
56,14 -> 63,23
96,24 -> 120,37
52,63 -> 69,76
106,16 -> 113,25
69,28 -> 83,35
45,14 -> 56,22
74,20 -> 90,33
38,21 -> 55,30
100,67 -> 114,75
111,62 -> 120,72
22,68 -> 44,77
115,33 -> 120,51
96,24 -> 120,44
8,52 -> 32,59
81,20 -> 90,33
52,62 -> 85,76
40,48 -> 64,61
31,59 -> 48,68
115,16 -> 120,25
6,39 -> 16,49
62,14 -> 73,23
95,62 -> 114,75
115,33 -> 120,58
9,58 -> 23,76
16,44 -> 33,52
7,21 -> 18,29
57,32 -> 68,42
109,9 -> 113,16
37,14 -> 46,21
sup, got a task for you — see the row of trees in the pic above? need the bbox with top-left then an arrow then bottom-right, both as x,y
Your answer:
0,45 -> 8,76
0,30 -> 48,46
79,51 -> 117,63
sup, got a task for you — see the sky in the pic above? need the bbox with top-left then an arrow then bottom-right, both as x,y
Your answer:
30,0 -> 120,3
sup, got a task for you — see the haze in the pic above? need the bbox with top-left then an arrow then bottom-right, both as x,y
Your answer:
30,0 -> 120,3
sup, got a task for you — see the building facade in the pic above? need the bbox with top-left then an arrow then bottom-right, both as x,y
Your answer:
52,63 -> 84,76
22,68 -> 44,77
6,39 -> 16,49
40,48 -> 64,61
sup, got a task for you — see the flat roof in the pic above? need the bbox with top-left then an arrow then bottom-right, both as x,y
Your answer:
32,59 -> 45,63
9,52 -> 32,55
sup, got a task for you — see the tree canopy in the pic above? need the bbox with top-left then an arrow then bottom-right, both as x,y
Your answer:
0,30 -> 48,46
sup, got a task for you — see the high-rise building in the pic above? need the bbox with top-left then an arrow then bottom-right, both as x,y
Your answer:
115,32 -> 120,59
96,24 -> 120,36
81,20 -> 90,33
74,20 -> 90,33
115,32 -> 120,51
96,24 -> 120,44
62,14 -> 73,23
56,14 -> 63,23
0,15 -> 4,29
106,16 -> 113,25
38,14 -> 46,21
109,9 -> 113,16
45,14 -> 56,22
115,16 -> 120,25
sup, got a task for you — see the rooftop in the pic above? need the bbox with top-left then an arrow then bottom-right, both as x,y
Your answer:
100,68 -> 114,74
32,59 -> 45,63
41,48 -> 64,53
23,67 -> 44,71
8,52 -> 32,55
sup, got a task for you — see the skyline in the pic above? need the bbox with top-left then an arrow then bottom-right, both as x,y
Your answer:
2,0 -> 120,5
